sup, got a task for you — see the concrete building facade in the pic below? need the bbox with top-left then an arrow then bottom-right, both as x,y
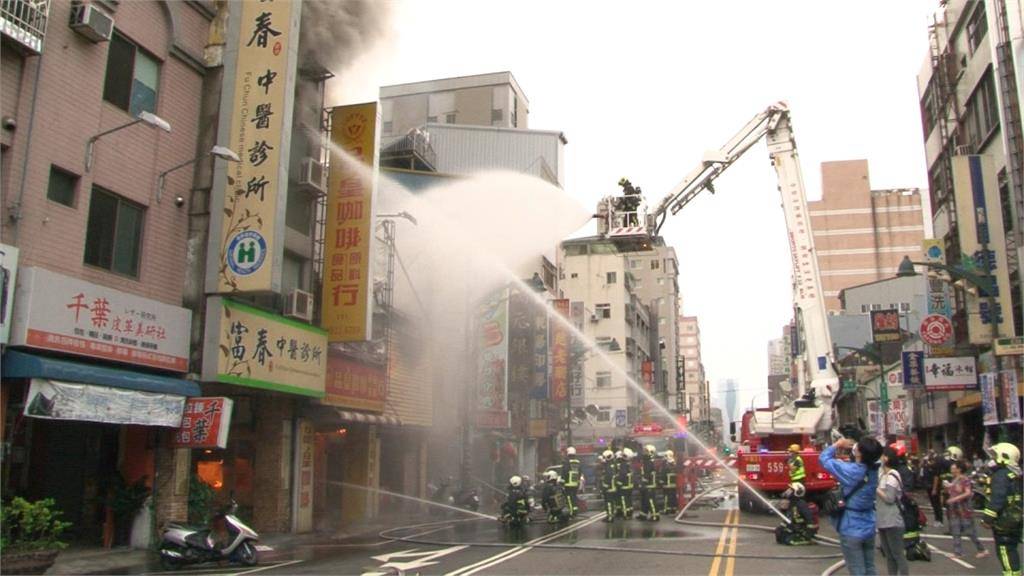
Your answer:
677,315 -> 707,422
807,160 -> 926,312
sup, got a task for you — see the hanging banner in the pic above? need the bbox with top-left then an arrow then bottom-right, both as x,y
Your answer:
1000,370 -> 1021,424
174,397 -> 234,449
550,299 -> 570,402
202,297 -> 327,397
323,353 -> 385,412
529,305 -> 548,400
24,379 -> 185,427
207,0 -> 301,294
923,356 -> 978,391
569,301 -> 585,408
322,103 -> 380,342
292,418 -> 314,532
902,351 -> 925,389
0,243 -> 18,346
981,373 -> 1000,426
476,289 -> 510,429
507,290 -> 532,395
886,397 -> 909,436
871,310 -> 902,343
951,156 -> 1015,345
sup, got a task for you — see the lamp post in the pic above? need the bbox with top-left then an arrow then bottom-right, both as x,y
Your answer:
836,344 -> 889,437
85,111 -> 172,172
897,255 -> 1006,430
155,146 -> 240,203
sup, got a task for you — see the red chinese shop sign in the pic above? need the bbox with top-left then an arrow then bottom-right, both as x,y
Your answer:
324,352 -> 386,412
10,267 -> 191,372
173,397 -> 234,449
550,299 -> 570,402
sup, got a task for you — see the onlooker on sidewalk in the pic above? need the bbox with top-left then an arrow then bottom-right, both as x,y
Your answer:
946,461 -> 989,559
821,436 -> 883,576
877,447 -> 910,575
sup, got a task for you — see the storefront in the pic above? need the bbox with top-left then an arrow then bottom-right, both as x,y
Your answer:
1,267 -> 195,545
199,297 -> 327,534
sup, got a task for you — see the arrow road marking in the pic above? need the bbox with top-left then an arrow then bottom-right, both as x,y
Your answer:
362,545 -> 468,575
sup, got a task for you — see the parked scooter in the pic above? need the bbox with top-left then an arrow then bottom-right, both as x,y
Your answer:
159,500 -> 259,570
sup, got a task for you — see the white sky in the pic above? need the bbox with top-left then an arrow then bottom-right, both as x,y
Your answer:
332,0 -> 940,421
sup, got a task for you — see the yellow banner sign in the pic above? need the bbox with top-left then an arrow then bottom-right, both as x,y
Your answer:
202,297 -> 326,397
322,103 -> 379,341
210,0 -> 300,293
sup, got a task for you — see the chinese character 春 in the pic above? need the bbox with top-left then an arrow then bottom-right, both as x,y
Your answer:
246,11 -> 281,49
248,140 -> 273,167
252,328 -> 273,365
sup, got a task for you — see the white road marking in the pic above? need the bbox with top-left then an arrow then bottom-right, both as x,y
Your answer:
229,559 -> 304,575
362,545 -> 469,575
927,543 -> 976,569
445,513 -> 607,576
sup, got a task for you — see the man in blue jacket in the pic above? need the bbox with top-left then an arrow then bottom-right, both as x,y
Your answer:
820,435 -> 883,576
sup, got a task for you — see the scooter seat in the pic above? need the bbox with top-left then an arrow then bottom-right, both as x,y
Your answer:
185,531 -> 214,551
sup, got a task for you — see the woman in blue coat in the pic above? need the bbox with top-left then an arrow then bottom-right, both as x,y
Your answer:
820,435 -> 884,576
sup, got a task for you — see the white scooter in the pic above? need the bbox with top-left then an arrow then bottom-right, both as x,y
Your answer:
159,500 -> 259,570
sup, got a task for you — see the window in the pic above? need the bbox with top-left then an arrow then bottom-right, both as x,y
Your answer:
630,259 -> 640,269
596,372 -> 611,388
445,112 -> 456,124
47,165 -> 78,207
570,272 -> 578,279
967,3 -> 988,55
964,70 -> 1000,148
512,94 -> 518,128
651,259 -> 660,270
861,304 -> 868,313
899,302 -> 911,312
596,408 -> 611,422
103,32 -> 160,117
596,303 -> 611,318
382,120 -> 393,134
285,189 -> 313,234
84,188 -> 144,277
491,108 -> 502,123
870,303 -> 882,311
606,271 -> 617,284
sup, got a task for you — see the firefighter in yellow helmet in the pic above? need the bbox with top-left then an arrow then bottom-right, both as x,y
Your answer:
788,444 -> 806,485
981,443 -> 1022,576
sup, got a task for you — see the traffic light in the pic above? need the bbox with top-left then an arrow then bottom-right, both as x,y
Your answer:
723,447 -> 731,456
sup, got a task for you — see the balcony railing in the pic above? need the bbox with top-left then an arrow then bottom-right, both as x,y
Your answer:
1,0 -> 49,54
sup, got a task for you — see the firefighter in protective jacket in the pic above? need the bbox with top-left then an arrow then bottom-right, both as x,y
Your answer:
637,444 -> 661,521
562,447 -> 582,517
660,450 -> 679,514
981,443 -> 1022,576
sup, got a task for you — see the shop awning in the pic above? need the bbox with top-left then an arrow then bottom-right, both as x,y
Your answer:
336,409 -> 401,427
2,350 -> 201,397
955,392 -> 982,414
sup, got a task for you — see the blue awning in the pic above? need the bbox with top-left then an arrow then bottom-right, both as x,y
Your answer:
2,350 -> 201,397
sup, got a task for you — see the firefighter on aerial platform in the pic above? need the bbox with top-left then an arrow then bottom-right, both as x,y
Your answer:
788,444 -> 806,485
637,444 -> 661,521
981,443 -> 1022,576
562,447 -> 581,518
599,450 -> 618,522
616,448 -> 636,518
660,450 -> 679,514
616,178 -> 643,227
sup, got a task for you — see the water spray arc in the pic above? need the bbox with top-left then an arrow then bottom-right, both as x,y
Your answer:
324,142 -> 789,524
329,480 -> 496,521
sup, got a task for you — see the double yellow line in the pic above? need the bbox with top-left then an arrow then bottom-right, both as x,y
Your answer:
708,508 -> 740,576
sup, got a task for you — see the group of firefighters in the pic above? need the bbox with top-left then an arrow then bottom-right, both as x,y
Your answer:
597,444 -> 679,522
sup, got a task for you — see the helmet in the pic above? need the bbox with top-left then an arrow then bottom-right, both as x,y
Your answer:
615,450 -> 624,460
602,450 -> 614,462
664,450 -> 674,459
665,453 -> 676,465
566,446 -> 576,456
510,475 -> 522,487
545,470 -> 560,482
644,444 -> 657,456
946,446 -> 964,460
889,443 -> 908,458
623,447 -> 635,459
788,482 -> 806,498
788,444 -> 801,453
988,443 -> 1021,468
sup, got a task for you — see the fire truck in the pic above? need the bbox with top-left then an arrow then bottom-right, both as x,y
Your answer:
600,102 -> 840,510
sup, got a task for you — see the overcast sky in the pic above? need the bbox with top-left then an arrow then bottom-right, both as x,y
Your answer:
332,0 -> 940,422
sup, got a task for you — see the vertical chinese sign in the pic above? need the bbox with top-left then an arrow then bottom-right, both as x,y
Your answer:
569,301 -> 585,409
323,103 -> 379,342
529,306 -> 548,400
293,419 -> 314,532
951,156 -> 1015,345
549,299 -> 570,402
476,289 -> 510,429
208,0 -> 301,294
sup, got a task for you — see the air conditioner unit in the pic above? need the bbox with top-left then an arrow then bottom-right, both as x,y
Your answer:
70,4 -> 114,43
590,314 -> 599,323
284,289 -> 314,322
298,158 -> 326,195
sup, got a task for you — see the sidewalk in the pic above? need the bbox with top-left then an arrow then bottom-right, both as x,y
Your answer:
44,513 -> 439,575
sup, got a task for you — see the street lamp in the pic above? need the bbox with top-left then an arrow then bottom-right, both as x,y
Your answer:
85,111 -> 172,172
835,344 -> 890,436
155,146 -> 240,203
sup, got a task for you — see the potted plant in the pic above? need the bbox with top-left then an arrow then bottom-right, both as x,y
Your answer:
0,497 -> 72,575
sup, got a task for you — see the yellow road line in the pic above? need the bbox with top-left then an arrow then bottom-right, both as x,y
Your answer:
708,508 -> 736,576
724,506 -> 739,576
